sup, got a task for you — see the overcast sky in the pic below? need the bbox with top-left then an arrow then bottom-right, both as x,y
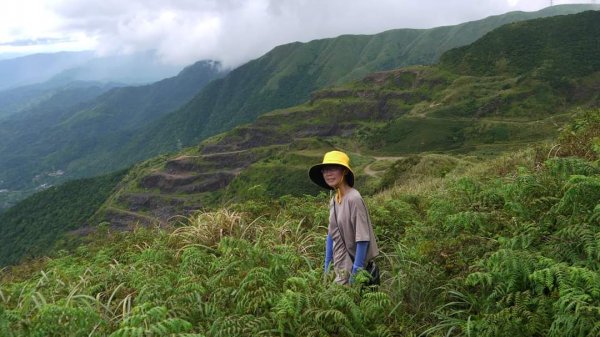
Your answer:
0,0 -> 594,67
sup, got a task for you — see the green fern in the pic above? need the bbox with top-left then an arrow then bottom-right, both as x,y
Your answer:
497,222 -> 539,250
550,224 -> 599,265
235,267 -> 277,314
209,314 -> 269,337
110,303 -> 200,337
554,175 -> 600,216
29,304 -> 104,337
443,211 -> 491,235
359,291 -> 391,323
545,157 -> 599,179
501,167 -> 561,220
0,307 -> 17,337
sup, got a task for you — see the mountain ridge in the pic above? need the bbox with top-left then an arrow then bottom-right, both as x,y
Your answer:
126,4 -> 600,159
0,80 -> 122,121
0,5 -> 597,210
94,10 -> 600,228
0,51 -> 95,91
0,60 -> 226,195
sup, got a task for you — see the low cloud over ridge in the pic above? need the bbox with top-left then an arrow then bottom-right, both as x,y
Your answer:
0,0 -> 592,68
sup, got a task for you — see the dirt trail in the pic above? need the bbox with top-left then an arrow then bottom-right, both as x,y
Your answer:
172,149 -> 250,161
363,156 -> 404,177
373,156 -> 404,161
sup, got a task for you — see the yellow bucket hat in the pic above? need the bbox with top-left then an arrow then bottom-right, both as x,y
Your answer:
308,150 -> 355,189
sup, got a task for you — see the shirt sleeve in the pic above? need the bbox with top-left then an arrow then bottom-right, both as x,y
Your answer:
351,196 -> 371,242
325,234 -> 333,271
352,241 -> 369,273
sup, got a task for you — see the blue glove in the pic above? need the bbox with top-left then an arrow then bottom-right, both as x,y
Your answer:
324,234 -> 333,271
352,241 -> 369,275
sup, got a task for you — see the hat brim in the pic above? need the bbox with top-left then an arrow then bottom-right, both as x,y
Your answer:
309,164 -> 354,190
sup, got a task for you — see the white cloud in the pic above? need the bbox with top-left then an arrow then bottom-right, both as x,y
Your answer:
0,0 -> 595,67
0,0 -> 94,54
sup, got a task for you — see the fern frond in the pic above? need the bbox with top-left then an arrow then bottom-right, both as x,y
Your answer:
465,272 -> 493,288
235,267 -> 277,314
443,211 -> 491,235
545,157 -> 599,178
360,291 -> 391,322
314,308 -> 351,326
109,326 -> 144,337
209,314 -> 266,337
554,175 -> 600,216
111,303 -> 195,337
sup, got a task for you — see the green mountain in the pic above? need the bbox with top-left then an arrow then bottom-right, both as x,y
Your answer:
95,10 -> 600,228
0,80 -> 122,120
0,61 -> 225,209
1,11 -> 600,336
441,10 -> 600,78
0,81 -> 119,124
0,5 -> 595,211
124,4 -> 599,159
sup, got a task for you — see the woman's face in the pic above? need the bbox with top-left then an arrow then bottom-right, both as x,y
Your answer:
322,165 -> 345,188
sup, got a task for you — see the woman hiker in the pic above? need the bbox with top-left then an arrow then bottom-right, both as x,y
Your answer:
309,150 -> 379,285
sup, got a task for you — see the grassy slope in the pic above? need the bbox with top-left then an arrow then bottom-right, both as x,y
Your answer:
441,10 -> 600,78
80,9 -> 598,248
0,110 -> 597,336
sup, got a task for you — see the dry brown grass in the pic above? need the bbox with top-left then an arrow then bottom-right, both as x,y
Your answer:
265,215 -> 321,258
169,209 -> 258,255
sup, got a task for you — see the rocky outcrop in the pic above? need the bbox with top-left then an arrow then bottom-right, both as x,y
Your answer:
118,193 -> 185,212
140,170 -> 239,194
200,127 -> 289,154
102,208 -> 159,230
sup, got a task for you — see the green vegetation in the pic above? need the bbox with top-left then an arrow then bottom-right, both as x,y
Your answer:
106,58 -> 596,221
1,8 -> 600,335
441,11 -> 600,79
0,80 -> 115,121
0,61 -> 225,202
0,190 -> 33,213
4,8 -> 599,266
95,5 -> 600,177
0,109 -> 598,336
1,5 -> 595,209
0,170 -> 127,266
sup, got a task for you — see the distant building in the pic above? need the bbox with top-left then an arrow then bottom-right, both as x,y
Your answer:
48,170 -> 65,177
